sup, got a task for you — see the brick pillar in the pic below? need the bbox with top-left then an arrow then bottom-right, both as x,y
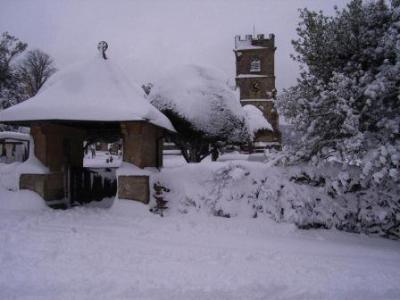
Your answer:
21,123 -> 85,206
121,122 -> 163,168
121,122 -> 145,167
118,122 -> 164,203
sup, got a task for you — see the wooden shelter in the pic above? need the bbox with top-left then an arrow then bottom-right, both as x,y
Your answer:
0,49 -> 175,208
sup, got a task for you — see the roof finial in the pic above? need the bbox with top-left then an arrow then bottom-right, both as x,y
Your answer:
253,25 -> 256,38
97,41 -> 108,60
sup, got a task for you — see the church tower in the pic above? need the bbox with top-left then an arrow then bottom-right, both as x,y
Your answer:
234,33 -> 281,148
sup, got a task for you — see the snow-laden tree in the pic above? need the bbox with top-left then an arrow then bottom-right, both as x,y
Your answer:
0,32 -> 27,108
277,0 -> 400,188
150,65 -> 250,162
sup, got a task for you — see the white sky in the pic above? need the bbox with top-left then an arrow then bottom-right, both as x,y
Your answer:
0,0 -> 350,91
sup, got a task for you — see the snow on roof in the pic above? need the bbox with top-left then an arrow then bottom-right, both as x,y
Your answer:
234,37 -> 267,51
0,131 -> 30,141
243,104 -> 273,133
0,56 -> 175,132
150,64 -> 246,136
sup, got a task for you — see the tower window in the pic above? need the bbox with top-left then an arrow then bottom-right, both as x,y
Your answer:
250,57 -> 261,72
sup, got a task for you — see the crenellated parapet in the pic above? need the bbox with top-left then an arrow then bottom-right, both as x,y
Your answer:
234,33 -> 275,50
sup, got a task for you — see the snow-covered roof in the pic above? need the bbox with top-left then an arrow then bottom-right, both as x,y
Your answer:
243,104 -> 273,133
234,37 -> 267,51
0,131 -> 30,141
0,56 -> 175,132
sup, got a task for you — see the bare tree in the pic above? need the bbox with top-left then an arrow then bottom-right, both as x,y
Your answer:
18,49 -> 57,98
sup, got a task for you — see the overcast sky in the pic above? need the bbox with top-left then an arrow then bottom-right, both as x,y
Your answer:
1,0 -> 350,90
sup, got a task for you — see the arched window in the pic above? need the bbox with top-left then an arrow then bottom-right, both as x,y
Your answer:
250,57 -> 261,72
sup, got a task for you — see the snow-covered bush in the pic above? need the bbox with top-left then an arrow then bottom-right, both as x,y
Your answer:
289,165 -> 400,239
149,65 -> 250,162
154,161 -> 400,239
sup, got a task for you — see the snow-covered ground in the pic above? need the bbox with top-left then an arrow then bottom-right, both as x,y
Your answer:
0,156 -> 399,299
83,151 -> 122,168
1,195 -> 400,299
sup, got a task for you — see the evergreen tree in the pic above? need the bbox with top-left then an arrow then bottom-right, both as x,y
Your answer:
0,32 -> 27,108
277,0 -> 400,186
150,65 -> 250,162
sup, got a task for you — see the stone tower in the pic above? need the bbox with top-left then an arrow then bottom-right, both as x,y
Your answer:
234,33 -> 281,148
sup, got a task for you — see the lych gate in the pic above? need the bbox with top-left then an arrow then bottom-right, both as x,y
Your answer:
0,44 -> 175,208
22,121 -> 165,207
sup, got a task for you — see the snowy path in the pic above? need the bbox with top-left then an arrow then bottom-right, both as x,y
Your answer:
0,195 -> 400,300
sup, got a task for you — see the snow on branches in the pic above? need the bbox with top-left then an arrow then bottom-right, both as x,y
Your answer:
277,0 -> 400,188
149,64 -> 251,162
150,64 -> 249,142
